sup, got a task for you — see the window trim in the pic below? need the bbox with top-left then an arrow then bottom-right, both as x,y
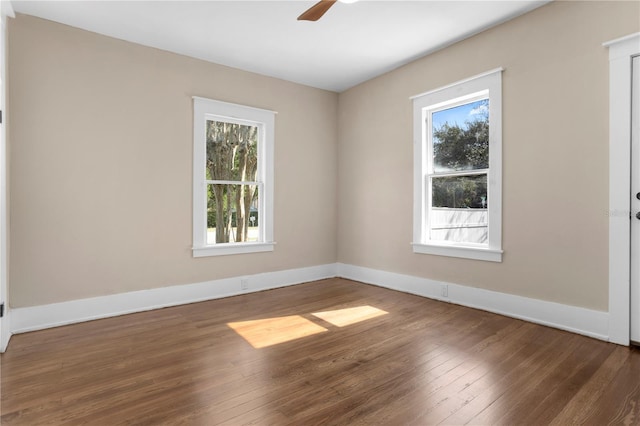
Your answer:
192,96 -> 275,257
411,68 -> 503,262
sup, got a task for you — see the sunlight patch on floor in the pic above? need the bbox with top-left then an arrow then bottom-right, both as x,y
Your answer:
311,305 -> 388,327
227,315 -> 328,349
227,306 -> 389,348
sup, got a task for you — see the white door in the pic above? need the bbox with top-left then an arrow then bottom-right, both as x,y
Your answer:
631,55 -> 640,344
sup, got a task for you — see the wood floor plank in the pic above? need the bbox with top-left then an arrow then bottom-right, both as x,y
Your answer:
1,278 -> 637,425
549,346 -> 632,425
576,345 -> 640,425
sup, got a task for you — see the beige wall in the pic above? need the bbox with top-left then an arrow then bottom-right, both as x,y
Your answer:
9,1 -> 640,312
337,1 -> 640,312
8,15 -> 338,307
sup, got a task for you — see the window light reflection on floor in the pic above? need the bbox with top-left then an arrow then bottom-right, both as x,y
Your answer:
227,315 -> 328,349
312,305 -> 388,327
227,306 -> 389,349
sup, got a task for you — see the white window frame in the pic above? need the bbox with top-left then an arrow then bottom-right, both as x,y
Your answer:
192,97 -> 275,257
411,68 -> 503,262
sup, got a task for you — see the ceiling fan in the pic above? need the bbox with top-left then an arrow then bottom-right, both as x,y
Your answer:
297,0 -> 358,22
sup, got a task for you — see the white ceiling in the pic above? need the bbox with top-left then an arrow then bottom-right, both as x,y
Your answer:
9,0 -> 549,92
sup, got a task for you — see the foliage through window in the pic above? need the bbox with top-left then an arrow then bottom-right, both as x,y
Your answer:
193,98 -> 275,257
206,121 -> 259,244
412,70 -> 503,262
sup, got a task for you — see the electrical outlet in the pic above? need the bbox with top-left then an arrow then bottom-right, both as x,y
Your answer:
240,279 -> 249,290
441,284 -> 448,298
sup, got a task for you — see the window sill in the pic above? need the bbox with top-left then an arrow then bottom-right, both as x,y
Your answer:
412,242 -> 502,262
193,242 -> 275,258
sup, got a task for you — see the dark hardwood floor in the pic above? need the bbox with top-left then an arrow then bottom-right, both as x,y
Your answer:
1,278 -> 639,425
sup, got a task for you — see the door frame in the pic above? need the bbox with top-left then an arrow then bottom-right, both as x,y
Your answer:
0,1 -> 13,353
606,32 -> 640,346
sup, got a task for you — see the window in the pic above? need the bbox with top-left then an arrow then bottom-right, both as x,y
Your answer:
412,69 -> 503,262
192,97 -> 275,257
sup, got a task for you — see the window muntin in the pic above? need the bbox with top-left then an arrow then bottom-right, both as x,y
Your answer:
193,98 -> 275,257
412,69 -> 502,262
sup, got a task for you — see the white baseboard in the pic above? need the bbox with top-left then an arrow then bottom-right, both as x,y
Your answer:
10,263 -> 337,334
9,262 -> 611,344
337,263 -> 610,342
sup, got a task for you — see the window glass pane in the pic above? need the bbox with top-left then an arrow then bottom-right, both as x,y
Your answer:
432,99 -> 489,173
207,184 -> 260,244
430,174 -> 487,244
206,120 -> 258,182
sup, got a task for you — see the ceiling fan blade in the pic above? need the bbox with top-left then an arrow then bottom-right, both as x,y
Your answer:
297,0 -> 337,21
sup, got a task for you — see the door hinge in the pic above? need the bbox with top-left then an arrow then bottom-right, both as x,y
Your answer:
0,303 -> 4,318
